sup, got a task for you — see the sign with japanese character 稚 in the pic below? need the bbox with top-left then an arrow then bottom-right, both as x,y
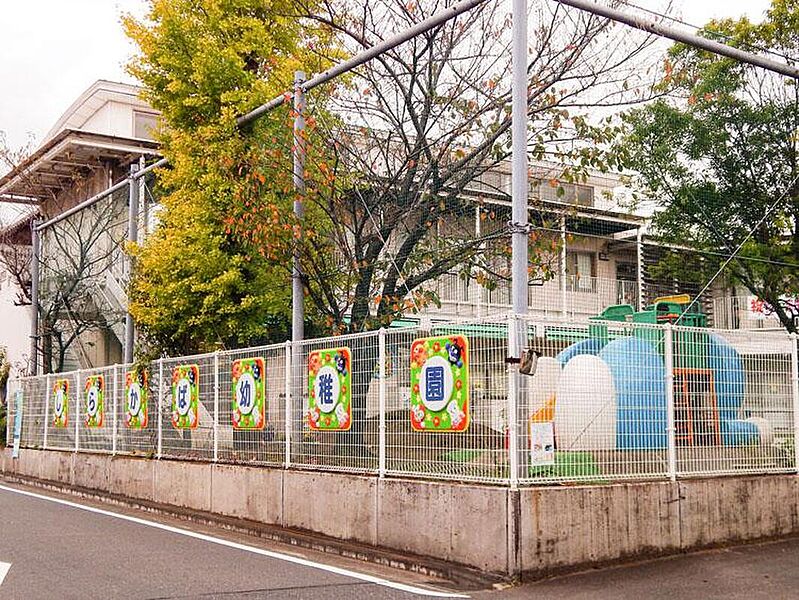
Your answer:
125,370 -> 148,429
409,335 -> 469,432
52,379 -> 70,428
307,347 -> 351,430
231,357 -> 266,430
84,374 -> 105,428
171,364 -> 199,429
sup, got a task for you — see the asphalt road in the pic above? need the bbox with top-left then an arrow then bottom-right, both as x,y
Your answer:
3,480 -> 799,600
0,482 -> 465,600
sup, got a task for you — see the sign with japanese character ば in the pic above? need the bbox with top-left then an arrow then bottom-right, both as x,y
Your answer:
84,374 -> 105,428
171,364 -> 199,429
409,335 -> 469,432
231,357 -> 266,430
125,369 -> 149,429
52,379 -> 70,428
307,347 -> 352,430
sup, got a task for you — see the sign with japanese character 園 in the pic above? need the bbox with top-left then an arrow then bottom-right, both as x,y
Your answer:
52,379 -> 70,428
125,370 -> 149,429
171,364 -> 199,429
409,335 -> 470,432
231,357 -> 266,430
307,347 -> 352,430
84,374 -> 105,428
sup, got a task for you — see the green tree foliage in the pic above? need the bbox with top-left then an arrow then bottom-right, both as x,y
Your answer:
621,0 -> 799,331
124,0 -> 331,354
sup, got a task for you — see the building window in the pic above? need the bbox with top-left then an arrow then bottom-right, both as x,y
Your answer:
566,251 -> 596,292
533,180 -> 595,207
133,111 -> 158,140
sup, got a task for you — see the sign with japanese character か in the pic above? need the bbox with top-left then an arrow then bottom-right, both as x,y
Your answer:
307,347 -> 351,430
52,379 -> 70,428
171,364 -> 199,429
125,369 -> 149,429
409,335 -> 469,432
231,357 -> 266,430
84,374 -> 105,428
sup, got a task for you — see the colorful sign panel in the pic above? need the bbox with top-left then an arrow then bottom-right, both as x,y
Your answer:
171,364 -> 199,429
52,379 -> 70,428
231,357 -> 266,430
307,347 -> 351,430
409,335 -> 469,432
125,370 -> 149,429
84,374 -> 105,428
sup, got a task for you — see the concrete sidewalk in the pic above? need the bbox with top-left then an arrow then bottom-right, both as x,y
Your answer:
485,537 -> 799,599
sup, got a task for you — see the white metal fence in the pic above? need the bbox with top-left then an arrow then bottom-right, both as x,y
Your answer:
6,316 -> 798,486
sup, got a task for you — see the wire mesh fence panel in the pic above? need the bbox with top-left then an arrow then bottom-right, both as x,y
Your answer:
217,343 -> 287,466
289,331 -> 380,473
41,371 -> 77,451
77,365 -> 116,453
114,361 -> 160,456
519,318 -> 671,484
383,321 -> 510,484
672,326 -> 795,477
159,353 -> 216,461
15,377 -> 47,449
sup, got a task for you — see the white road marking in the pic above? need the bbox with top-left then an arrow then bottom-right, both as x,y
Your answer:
0,561 -> 10,586
0,483 -> 468,598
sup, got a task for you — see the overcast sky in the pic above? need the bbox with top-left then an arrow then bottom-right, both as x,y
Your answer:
0,0 -> 774,152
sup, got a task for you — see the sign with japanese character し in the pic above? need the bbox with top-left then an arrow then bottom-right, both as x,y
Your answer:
409,335 -> 469,432
231,357 -> 266,430
125,369 -> 148,429
84,374 -> 105,428
52,379 -> 70,428
307,347 -> 351,430
171,364 -> 199,429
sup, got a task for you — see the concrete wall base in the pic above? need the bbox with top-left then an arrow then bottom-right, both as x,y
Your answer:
2,449 -> 798,580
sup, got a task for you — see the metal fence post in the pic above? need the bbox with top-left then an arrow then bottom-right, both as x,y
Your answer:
43,374 -> 51,449
378,328 -> 387,478
284,341 -> 292,468
790,333 -> 799,473
112,365 -> 118,455
664,324 -> 677,481
157,358 -> 164,459
74,369 -> 81,453
213,350 -> 220,463
507,313 -> 519,489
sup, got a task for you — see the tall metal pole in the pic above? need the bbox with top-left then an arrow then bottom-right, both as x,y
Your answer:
28,218 -> 41,375
293,71 -> 306,346
124,164 -> 140,364
510,0 -> 529,483
291,71 -> 307,457
553,0 -> 799,79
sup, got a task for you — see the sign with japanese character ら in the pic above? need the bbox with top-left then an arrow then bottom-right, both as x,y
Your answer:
231,357 -> 265,430
52,379 -> 70,428
84,374 -> 105,428
409,335 -> 469,432
171,364 -> 199,429
307,347 -> 351,430
125,370 -> 148,429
